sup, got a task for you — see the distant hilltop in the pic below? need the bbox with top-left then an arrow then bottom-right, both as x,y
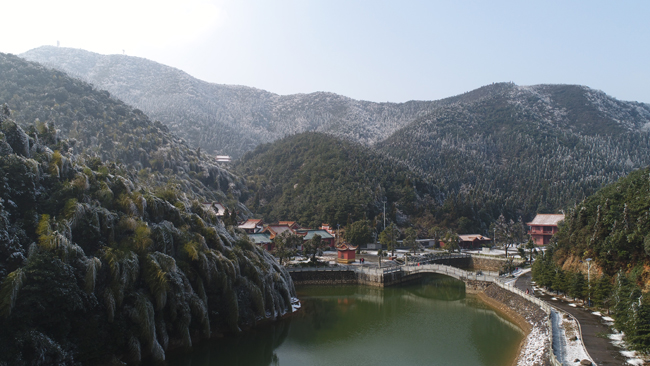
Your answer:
21,46 -> 650,160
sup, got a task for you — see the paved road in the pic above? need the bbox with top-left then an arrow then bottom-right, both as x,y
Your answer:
515,272 -> 627,366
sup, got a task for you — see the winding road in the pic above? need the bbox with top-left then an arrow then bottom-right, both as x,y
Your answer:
515,272 -> 627,366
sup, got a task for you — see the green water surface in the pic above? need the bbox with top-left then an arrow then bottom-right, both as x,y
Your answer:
167,274 -> 524,366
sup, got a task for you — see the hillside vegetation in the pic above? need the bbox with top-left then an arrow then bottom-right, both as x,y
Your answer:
235,132 -> 440,229
21,46 -> 650,233
379,83 -> 650,231
21,46 -> 440,158
0,54 -> 295,364
532,166 -> 650,352
553,167 -> 650,277
0,52 -> 249,208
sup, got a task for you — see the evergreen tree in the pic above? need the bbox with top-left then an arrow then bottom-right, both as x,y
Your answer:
345,220 -> 373,248
568,272 -> 587,301
404,227 -> 418,254
593,274 -> 613,310
629,296 -> 650,352
303,234 -> 324,263
525,239 -> 535,262
613,272 -> 637,333
443,231 -> 460,253
379,224 -> 399,257
272,231 -> 299,266
552,269 -> 568,295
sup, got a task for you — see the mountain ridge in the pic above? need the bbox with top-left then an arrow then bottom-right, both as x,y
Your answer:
0,52 -> 250,208
377,82 -> 650,231
21,46 -> 441,158
19,46 -> 650,233
21,46 -> 650,161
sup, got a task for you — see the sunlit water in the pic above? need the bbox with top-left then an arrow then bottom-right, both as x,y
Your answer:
166,274 -> 524,366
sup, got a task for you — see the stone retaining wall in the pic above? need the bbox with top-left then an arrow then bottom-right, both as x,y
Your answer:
290,270 -> 357,285
465,279 -> 492,294
479,283 -> 552,366
470,256 -> 525,271
430,256 -> 471,269
290,270 -> 426,287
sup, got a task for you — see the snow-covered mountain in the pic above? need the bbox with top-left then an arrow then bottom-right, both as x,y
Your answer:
21,46 -> 440,158
20,47 -> 650,185
377,82 -> 650,230
15,46 -> 650,232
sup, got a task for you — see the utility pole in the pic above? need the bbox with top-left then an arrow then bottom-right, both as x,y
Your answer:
586,258 -> 592,307
336,223 -> 340,245
383,199 -> 387,231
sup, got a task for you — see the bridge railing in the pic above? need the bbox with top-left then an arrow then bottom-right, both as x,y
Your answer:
403,263 -> 500,282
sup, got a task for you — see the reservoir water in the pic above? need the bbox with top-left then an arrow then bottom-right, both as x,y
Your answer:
167,274 -> 524,366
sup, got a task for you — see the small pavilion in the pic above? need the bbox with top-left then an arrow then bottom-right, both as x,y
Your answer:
336,242 -> 358,264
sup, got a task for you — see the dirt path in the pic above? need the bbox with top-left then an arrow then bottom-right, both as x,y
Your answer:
515,272 -> 627,366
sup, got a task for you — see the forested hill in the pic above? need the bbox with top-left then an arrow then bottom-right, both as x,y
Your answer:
0,112 -> 296,364
378,83 -> 650,232
19,47 -> 650,233
0,52 -> 247,205
0,54 -> 296,364
21,46 -> 440,158
235,132 -> 441,230
533,167 -> 650,353
553,166 -> 650,277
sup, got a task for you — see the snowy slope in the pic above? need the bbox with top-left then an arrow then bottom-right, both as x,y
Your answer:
21,46 -> 438,158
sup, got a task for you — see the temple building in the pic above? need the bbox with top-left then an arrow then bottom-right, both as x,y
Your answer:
238,218 -> 264,233
336,242 -> 357,264
458,234 -> 492,249
248,233 -> 273,251
527,214 -> 565,245
301,230 -> 336,248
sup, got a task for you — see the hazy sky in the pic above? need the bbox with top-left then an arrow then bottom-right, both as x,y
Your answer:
3,0 -> 649,103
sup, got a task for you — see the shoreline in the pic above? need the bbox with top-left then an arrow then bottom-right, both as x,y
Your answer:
478,283 -> 551,366
476,291 -> 532,333
476,291 -> 532,366
294,279 -> 535,366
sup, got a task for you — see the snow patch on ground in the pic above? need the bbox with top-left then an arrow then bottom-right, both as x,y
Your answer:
517,322 -> 550,366
608,331 -> 647,365
626,359 -> 645,365
602,316 -> 615,322
591,311 -> 602,316
551,309 -> 591,365
621,350 -> 645,365
291,297 -> 301,312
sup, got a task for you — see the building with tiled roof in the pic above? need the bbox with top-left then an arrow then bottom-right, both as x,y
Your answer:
238,219 -> 264,233
527,214 -> 564,245
278,221 -> 301,230
263,225 -> 295,240
248,233 -> 273,251
302,230 -> 336,247
458,234 -> 492,249
335,242 -> 358,264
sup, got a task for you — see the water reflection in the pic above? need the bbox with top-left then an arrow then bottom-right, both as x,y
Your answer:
165,274 -> 523,366
166,319 -> 290,366
401,275 -> 466,301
